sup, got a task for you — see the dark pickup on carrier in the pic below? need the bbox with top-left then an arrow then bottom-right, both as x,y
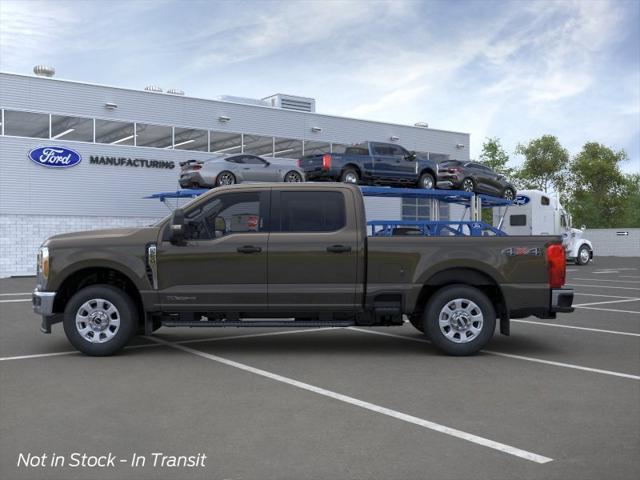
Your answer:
298,141 -> 439,189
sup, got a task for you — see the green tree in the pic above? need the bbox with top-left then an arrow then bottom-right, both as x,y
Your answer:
479,137 -> 514,177
617,173 -> 640,228
514,135 -> 569,193
567,142 -> 628,228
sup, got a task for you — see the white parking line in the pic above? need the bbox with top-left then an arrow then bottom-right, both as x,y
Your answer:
620,275 -> 640,279
573,298 -> 640,307
574,293 -> 637,299
573,278 -> 640,284
574,306 -> 640,315
145,335 -> 553,464
567,284 -> 640,291
0,292 -> 31,296
511,319 -> 640,337
0,299 -> 31,303
347,328 -> 640,381
0,327 -> 339,362
592,270 -> 619,274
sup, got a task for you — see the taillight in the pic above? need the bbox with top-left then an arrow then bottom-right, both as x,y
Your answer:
322,154 -> 331,170
192,165 -> 202,170
297,159 -> 301,167
448,167 -> 461,173
546,243 -> 566,288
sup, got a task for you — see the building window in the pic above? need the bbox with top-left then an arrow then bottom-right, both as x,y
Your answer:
51,114 -> 93,142
303,140 -> 330,156
95,119 -> 135,145
173,127 -> 208,151
210,131 -> 242,154
3,110 -> 49,138
331,143 -> 349,154
135,123 -> 173,148
243,134 -> 274,156
273,137 -> 303,159
401,199 -> 450,221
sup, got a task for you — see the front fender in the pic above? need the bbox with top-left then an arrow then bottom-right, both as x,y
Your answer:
48,249 -> 149,292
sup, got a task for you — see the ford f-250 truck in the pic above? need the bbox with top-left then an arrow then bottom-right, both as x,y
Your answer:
299,142 -> 439,189
32,183 -> 574,357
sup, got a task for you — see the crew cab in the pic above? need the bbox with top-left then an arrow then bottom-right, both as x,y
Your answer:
33,183 -> 574,357
298,142 -> 439,189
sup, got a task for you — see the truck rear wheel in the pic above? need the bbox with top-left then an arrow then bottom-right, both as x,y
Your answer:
423,285 -> 495,356
340,168 -> 360,184
63,285 -> 137,356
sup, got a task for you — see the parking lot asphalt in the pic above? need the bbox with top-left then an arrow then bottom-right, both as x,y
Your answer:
1,257 -> 639,480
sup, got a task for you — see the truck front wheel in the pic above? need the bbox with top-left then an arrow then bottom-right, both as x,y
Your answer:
63,285 -> 137,356
576,245 -> 591,265
423,285 -> 495,356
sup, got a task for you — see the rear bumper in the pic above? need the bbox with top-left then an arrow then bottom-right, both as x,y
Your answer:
550,288 -> 574,313
303,168 -> 337,181
32,289 -> 61,334
436,175 -> 462,189
179,172 -> 211,188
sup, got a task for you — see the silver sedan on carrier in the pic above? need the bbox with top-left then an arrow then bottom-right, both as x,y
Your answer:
179,154 -> 305,188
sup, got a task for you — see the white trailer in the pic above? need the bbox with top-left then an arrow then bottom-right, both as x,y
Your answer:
493,190 -> 594,265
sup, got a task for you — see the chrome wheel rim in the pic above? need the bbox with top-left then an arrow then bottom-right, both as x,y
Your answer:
438,298 -> 484,343
503,189 -> 514,200
343,172 -> 358,184
462,179 -> 474,192
579,247 -> 590,263
218,173 -> 235,185
75,298 -> 121,344
285,171 -> 302,182
421,175 -> 434,189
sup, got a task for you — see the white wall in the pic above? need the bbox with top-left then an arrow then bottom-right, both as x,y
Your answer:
586,228 -> 640,257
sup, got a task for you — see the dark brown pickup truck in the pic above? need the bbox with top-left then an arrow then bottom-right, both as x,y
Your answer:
33,183 -> 574,356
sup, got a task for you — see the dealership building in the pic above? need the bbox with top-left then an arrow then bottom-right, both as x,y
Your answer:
0,70 -> 470,277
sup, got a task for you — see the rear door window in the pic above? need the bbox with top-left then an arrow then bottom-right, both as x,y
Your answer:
277,191 -> 345,232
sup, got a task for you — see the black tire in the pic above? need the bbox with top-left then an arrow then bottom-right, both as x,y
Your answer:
215,171 -> 236,186
423,284 -> 496,356
63,285 -> 137,356
576,245 -> 591,265
418,172 -> 435,190
340,167 -> 360,184
461,177 -> 475,192
284,171 -> 303,182
502,187 -> 515,201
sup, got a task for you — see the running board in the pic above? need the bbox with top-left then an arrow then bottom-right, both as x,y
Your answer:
160,320 -> 355,328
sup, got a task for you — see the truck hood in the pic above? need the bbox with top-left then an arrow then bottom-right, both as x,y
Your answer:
43,227 -> 161,248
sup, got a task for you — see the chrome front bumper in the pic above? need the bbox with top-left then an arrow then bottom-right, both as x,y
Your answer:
33,289 -> 60,333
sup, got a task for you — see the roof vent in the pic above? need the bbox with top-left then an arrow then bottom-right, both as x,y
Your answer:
262,94 -> 316,113
167,88 -> 185,96
33,65 -> 55,77
144,85 -> 163,93
414,122 -> 429,128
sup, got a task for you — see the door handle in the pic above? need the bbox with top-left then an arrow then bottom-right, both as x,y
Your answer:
326,244 -> 352,253
237,245 -> 262,253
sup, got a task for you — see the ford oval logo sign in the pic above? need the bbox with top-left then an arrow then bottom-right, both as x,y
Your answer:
28,146 -> 82,168
514,195 -> 530,206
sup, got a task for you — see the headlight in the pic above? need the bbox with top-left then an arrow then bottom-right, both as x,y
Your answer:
38,247 -> 50,279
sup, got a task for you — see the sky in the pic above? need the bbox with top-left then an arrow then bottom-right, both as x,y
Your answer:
1,0 -> 638,173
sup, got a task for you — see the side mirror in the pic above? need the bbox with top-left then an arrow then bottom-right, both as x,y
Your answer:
170,208 -> 186,244
581,224 -> 586,231
406,151 -> 417,161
